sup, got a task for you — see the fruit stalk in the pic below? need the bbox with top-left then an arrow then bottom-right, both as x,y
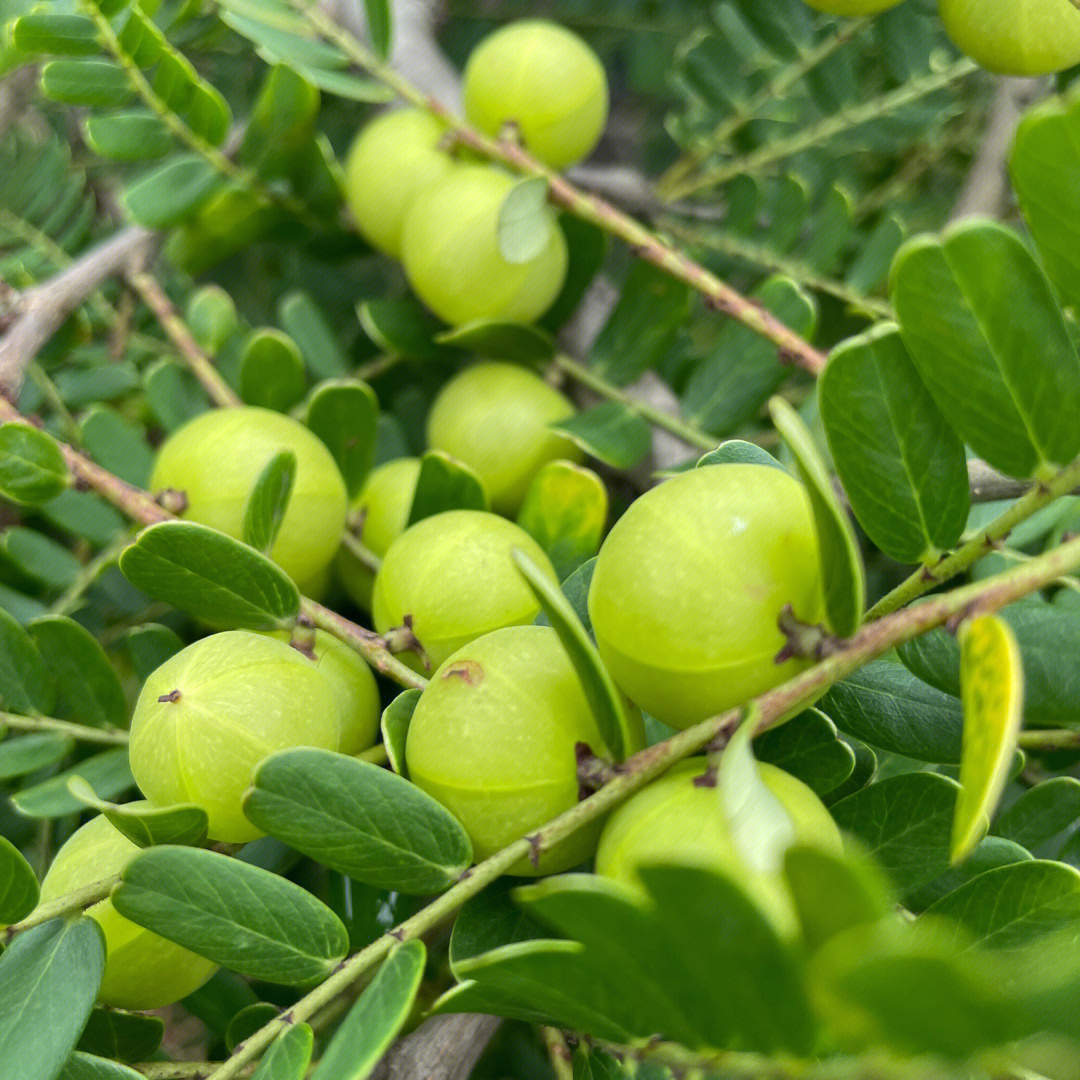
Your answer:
210,524 -> 1080,1079
287,0 -> 828,378
0,712 -> 129,746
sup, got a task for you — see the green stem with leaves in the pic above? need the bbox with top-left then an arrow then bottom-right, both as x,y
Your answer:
210,524 -> 1080,1078
0,712 -> 128,745
3,874 -> 118,941
284,0 -> 827,377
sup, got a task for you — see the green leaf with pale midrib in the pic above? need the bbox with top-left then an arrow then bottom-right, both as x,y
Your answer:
0,834 -> 39,924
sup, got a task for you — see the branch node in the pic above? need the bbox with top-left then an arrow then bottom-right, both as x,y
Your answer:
774,604 -> 843,663
156,487 -> 188,515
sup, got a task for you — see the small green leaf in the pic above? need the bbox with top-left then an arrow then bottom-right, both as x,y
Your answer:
243,451 -> 297,555
29,616 -> 127,730
79,406 -> 153,488
0,918 -> 105,1080
311,940 -> 425,1080
186,286 -> 240,354
769,396 -> 865,636
226,1003 -> 281,1053
239,328 -> 307,413
41,59 -> 132,106
0,606 -> 56,716
380,689 -> 419,777
497,177 -> 552,264
83,112 -> 173,162
362,0 -> 392,58
719,710 -> 796,873
994,777 -> 1080,852
76,1007 -> 164,1064
434,321 -> 555,363
697,440 -> 785,471
517,460 -> 607,580
119,521 -> 300,630
112,846 -> 349,986
357,298 -> 447,360
407,450 -> 488,526
249,1023 -> 314,1080
144,360 -> 211,432
551,402 -> 652,471
122,155 -> 223,228
0,834 -> 39,924
820,323 -> 969,564
0,423 -> 69,505
952,614 -> 1024,864
243,748 -> 472,894
306,380 -> 377,500
754,708 -> 856,797
0,733 -> 72,781
56,1053 -> 142,1080
118,623 -> 184,683
512,547 -> 633,762
12,747 -> 134,818
278,292 -> 350,379
13,13 -> 98,55
67,776 -> 208,848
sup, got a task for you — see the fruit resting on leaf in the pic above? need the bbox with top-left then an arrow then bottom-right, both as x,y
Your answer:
595,755 -> 842,932
335,456 -> 422,611
938,0 -> 1080,75
588,464 -> 825,729
406,624 -> 645,874
401,164 -> 568,327
129,631 -> 341,842
38,811 -> 218,1009
151,406 -> 348,585
373,509 -> 559,672
463,18 -> 609,169
426,362 -> 583,516
344,108 -> 455,258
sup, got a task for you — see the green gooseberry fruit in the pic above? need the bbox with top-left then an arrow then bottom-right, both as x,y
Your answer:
38,809 -> 218,1009
335,456 -> 422,611
406,624 -> 645,873
373,509 -> 559,672
595,756 -> 841,932
588,464 -> 824,730
426,362 -> 584,515
938,0 -> 1080,75
800,0 -> 905,13
400,164 -> 568,327
262,628 -> 380,756
129,630 -> 341,842
463,19 -> 609,169
151,406 -> 348,585
344,108 -> 455,258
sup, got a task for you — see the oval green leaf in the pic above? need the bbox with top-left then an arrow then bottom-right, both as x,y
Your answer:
0,606 -> 56,716
112,845 -> 349,986
0,834 -> 39,924
380,689 -> 419,778
306,380 -> 377,500
57,1054 -> 142,1080
0,423 -> 69,506
250,1023 -> 314,1080
243,748 -> 472,894
434,320 -> 555,363
239,328 -> 307,413
407,450 -> 488,526
76,1007 -> 164,1064
13,747 -> 134,819
952,614 -> 1025,864
697,440 -> 785,471
497,176 -> 552,264
66,776 -> 208,848
551,402 -> 652,471
769,396 -> 865,636
243,450 -> 297,555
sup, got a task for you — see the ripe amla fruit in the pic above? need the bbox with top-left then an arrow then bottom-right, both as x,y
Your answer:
344,108 -> 454,258
262,628 -> 380,755
401,164 -> 568,327
38,810 -> 218,1009
938,0 -> 1080,75
373,509 -> 558,671
463,19 -> 609,169
406,624 -> 645,873
151,406 -> 348,585
426,362 -> 583,515
595,756 -> 841,932
588,464 -> 824,730
335,456 -> 421,611
129,631 -> 340,842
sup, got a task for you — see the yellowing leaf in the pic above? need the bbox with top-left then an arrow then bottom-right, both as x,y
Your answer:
951,615 -> 1024,864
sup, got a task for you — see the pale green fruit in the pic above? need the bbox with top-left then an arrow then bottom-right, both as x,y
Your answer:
263,629 -> 380,755
589,465 -> 824,730
938,0 -> 1080,75
38,810 -> 218,1009
372,509 -> 558,672
129,631 -> 341,842
406,624 -> 645,873
151,406 -> 348,585
335,457 -> 421,611
801,0 -> 905,13
463,20 -> 608,169
595,756 -> 842,931
344,108 -> 455,258
400,164 -> 568,327
426,362 -> 583,515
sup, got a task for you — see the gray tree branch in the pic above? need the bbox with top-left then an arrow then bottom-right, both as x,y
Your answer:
369,1014 -> 501,1080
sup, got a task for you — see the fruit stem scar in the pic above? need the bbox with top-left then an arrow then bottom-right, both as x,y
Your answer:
441,659 -> 483,684
158,689 -> 182,703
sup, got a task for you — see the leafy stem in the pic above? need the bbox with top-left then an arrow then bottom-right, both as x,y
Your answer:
3,874 -> 119,941
0,712 -> 129,746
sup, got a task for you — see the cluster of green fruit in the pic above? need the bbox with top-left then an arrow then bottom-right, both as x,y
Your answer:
344,19 -> 608,327
806,0 -> 1080,76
